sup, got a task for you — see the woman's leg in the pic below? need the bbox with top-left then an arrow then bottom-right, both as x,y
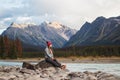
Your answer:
54,59 -> 66,69
45,58 -> 61,67
53,59 -> 61,67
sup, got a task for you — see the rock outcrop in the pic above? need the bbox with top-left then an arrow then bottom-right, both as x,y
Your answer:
35,60 -> 54,69
0,60 -> 120,80
22,60 -> 54,70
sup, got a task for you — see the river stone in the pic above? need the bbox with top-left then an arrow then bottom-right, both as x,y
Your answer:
87,74 -> 97,80
0,77 -> 7,80
22,62 -> 36,70
0,65 -> 120,80
20,68 -> 36,75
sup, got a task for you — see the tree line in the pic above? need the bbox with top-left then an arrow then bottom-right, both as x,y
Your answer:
1,35 -> 119,58
22,45 -> 120,58
0,35 -> 22,59
54,46 -> 120,57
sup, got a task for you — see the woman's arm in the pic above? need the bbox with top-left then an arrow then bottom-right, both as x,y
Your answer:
45,48 -> 54,59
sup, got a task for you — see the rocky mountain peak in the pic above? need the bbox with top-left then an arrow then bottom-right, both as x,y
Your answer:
65,16 -> 120,47
95,16 -> 106,21
10,22 -> 35,29
41,21 -> 63,29
48,21 -> 62,29
2,21 -> 77,48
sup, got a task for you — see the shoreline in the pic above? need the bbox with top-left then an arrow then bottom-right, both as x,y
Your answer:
0,57 -> 120,80
0,59 -> 120,80
0,56 -> 120,63
0,66 -> 120,80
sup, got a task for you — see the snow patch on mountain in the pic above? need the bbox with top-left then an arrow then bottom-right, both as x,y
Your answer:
59,32 -> 69,40
48,21 -> 62,29
41,21 -> 62,29
11,22 -> 36,29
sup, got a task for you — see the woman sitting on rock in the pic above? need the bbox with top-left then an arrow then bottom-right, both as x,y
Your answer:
45,41 -> 66,69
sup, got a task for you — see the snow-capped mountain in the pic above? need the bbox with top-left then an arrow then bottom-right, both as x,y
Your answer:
65,16 -> 120,47
41,21 -> 77,40
2,21 -> 77,48
10,22 -> 36,29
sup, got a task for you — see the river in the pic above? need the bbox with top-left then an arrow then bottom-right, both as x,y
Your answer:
0,61 -> 120,76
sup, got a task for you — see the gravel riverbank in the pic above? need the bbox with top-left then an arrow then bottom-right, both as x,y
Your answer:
0,65 -> 120,80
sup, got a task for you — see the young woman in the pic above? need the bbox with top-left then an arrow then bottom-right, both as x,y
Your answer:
45,41 -> 66,69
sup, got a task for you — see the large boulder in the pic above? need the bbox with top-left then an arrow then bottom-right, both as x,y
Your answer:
22,60 -> 54,70
22,62 -> 36,70
35,60 -> 54,69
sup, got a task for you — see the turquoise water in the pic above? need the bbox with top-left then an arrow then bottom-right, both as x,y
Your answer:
0,61 -> 120,76
67,63 -> 120,76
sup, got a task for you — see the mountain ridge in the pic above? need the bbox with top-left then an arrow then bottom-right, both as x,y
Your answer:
65,16 -> 120,47
2,21 -> 77,49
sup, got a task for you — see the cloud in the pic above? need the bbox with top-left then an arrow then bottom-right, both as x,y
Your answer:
0,0 -> 120,31
29,0 -> 120,29
15,16 -> 32,23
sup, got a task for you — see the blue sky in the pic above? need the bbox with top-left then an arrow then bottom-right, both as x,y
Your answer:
0,0 -> 120,34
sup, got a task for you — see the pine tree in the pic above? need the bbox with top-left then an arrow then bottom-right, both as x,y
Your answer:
15,38 -> 22,58
9,41 -> 17,59
0,36 -> 6,59
0,36 -> 1,58
4,36 -> 10,58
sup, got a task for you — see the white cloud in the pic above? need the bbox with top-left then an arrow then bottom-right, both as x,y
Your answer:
0,17 -> 12,28
29,0 -> 120,29
0,0 -> 120,31
3,18 -> 12,22
15,16 -> 32,23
